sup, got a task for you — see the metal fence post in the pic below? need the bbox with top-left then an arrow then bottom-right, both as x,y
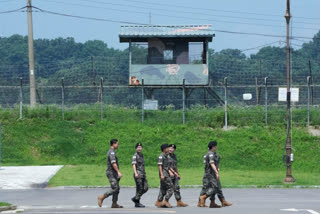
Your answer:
19,77 -> 23,119
265,77 -> 268,125
224,77 -> 228,129
255,77 -> 259,105
100,77 -> 103,121
307,76 -> 311,126
182,79 -> 186,125
142,79 -> 144,123
61,78 -> 65,120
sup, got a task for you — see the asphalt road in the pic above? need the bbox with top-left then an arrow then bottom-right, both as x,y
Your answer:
1,188 -> 320,214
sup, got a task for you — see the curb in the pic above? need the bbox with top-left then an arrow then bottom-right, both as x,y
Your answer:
49,185 -> 320,189
0,205 -> 17,212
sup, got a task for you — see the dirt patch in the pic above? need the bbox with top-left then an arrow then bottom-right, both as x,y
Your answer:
308,126 -> 320,137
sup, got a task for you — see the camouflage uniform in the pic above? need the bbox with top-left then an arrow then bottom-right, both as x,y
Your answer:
157,153 -> 174,201
104,148 -> 120,203
132,152 -> 148,200
167,153 -> 181,201
210,152 -> 225,201
200,150 -> 218,198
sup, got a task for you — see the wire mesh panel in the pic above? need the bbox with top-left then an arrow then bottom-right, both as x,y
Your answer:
0,57 -> 319,126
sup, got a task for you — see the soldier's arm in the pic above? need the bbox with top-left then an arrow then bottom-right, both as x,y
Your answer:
112,163 -> 122,177
158,155 -> 165,181
158,165 -> 165,181
169,168 -> 179,177
132,155 -> 138,178
132,164 -> 138,178
210,163 -> 219,180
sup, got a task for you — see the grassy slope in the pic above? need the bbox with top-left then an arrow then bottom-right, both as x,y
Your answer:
1,106 -> 320,186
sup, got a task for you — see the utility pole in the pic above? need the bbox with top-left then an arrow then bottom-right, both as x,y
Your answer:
27,0 -> 36,106
284,0 -> 295,183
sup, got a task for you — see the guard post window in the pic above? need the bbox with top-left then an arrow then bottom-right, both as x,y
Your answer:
163,49 -> 173,63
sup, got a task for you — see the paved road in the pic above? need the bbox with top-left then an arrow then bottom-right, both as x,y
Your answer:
1,188 -> 320,214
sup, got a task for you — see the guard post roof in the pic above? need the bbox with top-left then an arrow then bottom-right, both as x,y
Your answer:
119,24 -> 215,43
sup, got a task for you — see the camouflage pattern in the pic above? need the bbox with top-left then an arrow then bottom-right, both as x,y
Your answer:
132,152 -> 148,200
210,152 -> 225,200
157,153 -> 174,201
130,64 -> 209,86
200,150 -> 218,198
104,148 -> 120,202
168,153 -> 182,201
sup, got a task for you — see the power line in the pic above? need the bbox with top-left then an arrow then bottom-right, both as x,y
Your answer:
39,0 -> 320,31
31,6 -> 319,41
32,6 -> 148,25
240,41 -> 283,52
67,0 -> 320,26
0,6 -> 26,14
101,0 -> 320,21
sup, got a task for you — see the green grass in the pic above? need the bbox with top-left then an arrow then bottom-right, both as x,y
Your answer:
48,165 -> 320,187
0,202 -> 11,207
1,105 -> 320,187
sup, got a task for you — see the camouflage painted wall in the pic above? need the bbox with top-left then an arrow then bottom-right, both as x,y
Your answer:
130,64 -> 208,86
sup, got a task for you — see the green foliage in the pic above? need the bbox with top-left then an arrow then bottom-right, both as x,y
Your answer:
1,106 -> 319,173
0,202 -> 12,207
48,165 -> 320,187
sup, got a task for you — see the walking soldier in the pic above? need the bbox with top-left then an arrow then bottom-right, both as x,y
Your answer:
168,144 -> 188,207
131,143 -> 148,207
155,144 -> 174,208
98,139 -> 123,208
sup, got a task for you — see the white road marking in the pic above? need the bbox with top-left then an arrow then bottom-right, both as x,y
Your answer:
281,208 -> 319,214
1,209 -> 24,213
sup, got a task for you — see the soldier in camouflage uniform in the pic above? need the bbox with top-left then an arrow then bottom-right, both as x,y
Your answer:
209,142 -> 232,208
98,139 -> 123,208
198,141 -> 220,208
155,144 -> 174,208
131,143 -> 148,208
167,144 -> 188,207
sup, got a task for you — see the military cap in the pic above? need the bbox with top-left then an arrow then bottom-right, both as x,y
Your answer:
169,144 -> 176,149
135,142 -> 143,148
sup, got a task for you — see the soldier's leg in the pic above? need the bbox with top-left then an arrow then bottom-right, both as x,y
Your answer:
209,184 -> 221,208
104,175 -> 118,198
155,180 -> 166,207
198,177 -> 209,207
216,181 -> 232,207
111,179 -> 120,203
216,180 -> 225,200
162,177 -> 174,208
173,178 -> 181,201
134,178 -> 144,200
142,178 -> 149,195
157,181 -> 166,201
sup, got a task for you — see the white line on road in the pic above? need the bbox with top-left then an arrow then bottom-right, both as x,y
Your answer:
281,208 -> 320,214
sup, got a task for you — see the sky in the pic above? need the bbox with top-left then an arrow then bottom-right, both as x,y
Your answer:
0,0 -> 319,55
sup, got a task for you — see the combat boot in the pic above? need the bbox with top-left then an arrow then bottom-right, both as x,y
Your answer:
111,202 -> 123,208
97,195 -> 107,207
176,200 -> 188,207
131,197 -> 138,206
199,194 -> 208,207
209,199 -> 221,208
219,198 -> 232,207
155,200 -> 163,208
135,200 -> 146,208
162,200 -> 172,208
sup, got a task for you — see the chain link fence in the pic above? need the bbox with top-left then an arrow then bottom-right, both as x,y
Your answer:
0,57 -> 319,126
